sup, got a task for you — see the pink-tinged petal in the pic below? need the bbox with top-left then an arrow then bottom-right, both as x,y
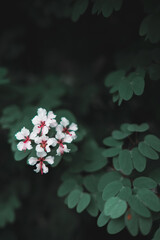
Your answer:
64,135 -> 73,143
32,126 -> 40,135
42,126 -> 49,135
17,141 -> 25,151
35,136 -> 41,144
45,145 -> 51,152
70,131 -> 77,140
34,163 -> 40,173
37,108 -> 47,118
69,123 -> 78,131
36,144 -> 44,152
60,117 -> 69,127
32,116 -> 40,125
25,142 -> 33,150
47,138 -> 54,146
63,144 -> 70,153
56,125 -> 63,132
37,151 -> 47,158
30,131 -> 37,140
49,119 -> 57,128
44,156 -> 54,165
15,131 -> 24,140
52,138 -> 58,147
28,157 -> 38,165
48,111 -> 56,119
21,127 -> 30,137
42,164 -> 48,174
56,146 -> 62,156
56,131 -> 65,140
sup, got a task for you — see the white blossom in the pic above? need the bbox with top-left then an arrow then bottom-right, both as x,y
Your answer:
52,131 -> 71,156
15,127 -> 36,151
32,108 -> 57,136
56,117 -> 78,140
35,135 -> 54,153
28,151 -> 54,174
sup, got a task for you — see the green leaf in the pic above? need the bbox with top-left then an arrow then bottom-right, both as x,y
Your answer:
76,193 -> 91,213
102,147 -> 121,157
67,189 -> 82,209
118,150 -> 133,175
128,195 -> 151,218
103,136 -> 122,147
14,150 -> 30,161
105,70 -> 125,87
127,123 -> 149,132
139,217 -> 152,235
97,211 -> 110,227
119,78 -> 133,100
152,227 -> 160,240
84,158 -> 107,172
107,217 -> 125,234
83,175 -> 97,193
133,177 -> 157,189
98,171 -> 121,191
113,156 -> 120,170
145,134 -> 160,152
57,179 -> 77,197
132,147 -> 146,172
117,186 -> 132,201
125,209 -> 138,236
112,130 -> 130,140
87,197 -> 99,217
137,188 -> 160,212
138,142 -> 159,160
104,197 -> 127,219
130,74 -> 145,96
71,0 -> 89,21
102,180 -> 123,201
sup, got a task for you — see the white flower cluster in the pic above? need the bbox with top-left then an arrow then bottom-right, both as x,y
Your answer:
15,108 -> 78,174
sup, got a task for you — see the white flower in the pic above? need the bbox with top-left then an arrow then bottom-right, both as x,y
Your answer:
35,135 -> 54,153
32,108 -> 57,136
52,131 -> 71,156
15,127 -> 36,151
28,151 -> 54,174
56,117 -> 78,140
32,108 -> 49,135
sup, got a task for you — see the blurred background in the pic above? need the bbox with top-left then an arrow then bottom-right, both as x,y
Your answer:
0,0 -> 160,239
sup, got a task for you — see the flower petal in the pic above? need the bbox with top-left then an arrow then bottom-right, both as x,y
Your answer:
38,108 -> 47,118
36,144 -> 44,152
15,131 -> 24,140
42,164 -> 48,174
69,123 -> 78,131
21,127 -> 30,137
25,142 -> 33,150
28,157 -> 38,165
34,163 -> 40,173
56,125 -> 63,132
52,138 -> 58,147
63,144 -> 70,153
37,151 -> 47,158
44,156 -> 54,165
32,116 -> 40,125
42,126 -> 49,135
56,131 -> 65,140
17,141 -> 25,151
60,117 -> 69,127
64,135 -> 73,143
